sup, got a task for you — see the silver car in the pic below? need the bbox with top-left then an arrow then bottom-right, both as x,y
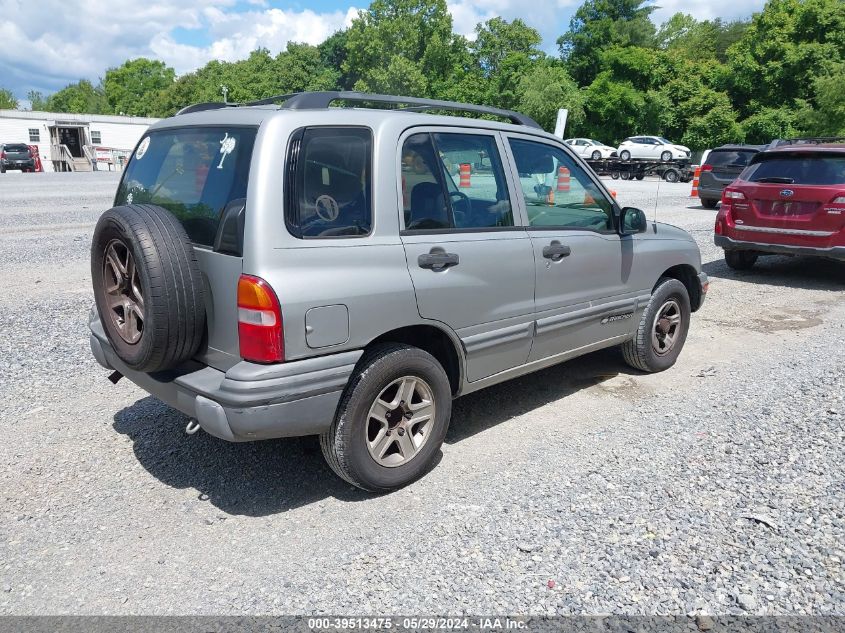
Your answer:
89,91 -> 708,491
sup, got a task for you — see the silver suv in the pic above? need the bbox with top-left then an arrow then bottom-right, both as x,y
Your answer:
89,92 -> 708,491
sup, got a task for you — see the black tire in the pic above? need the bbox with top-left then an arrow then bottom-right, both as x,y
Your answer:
724,249 -> 757,270
620,171 -> 631,180
620,150 -> 631,161
635,174 -> 645,181
91,204 -> 205,373
320,343 -> 452,492
663,169 -> 679,183
0,164 -> 5,174
591,150 -> 602,160
661,151 -> 672,161
611,171 -> 620,180
701,198 -> 719,209
621,278 -> 691,373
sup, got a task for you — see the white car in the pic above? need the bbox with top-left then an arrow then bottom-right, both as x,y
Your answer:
564,138 -> 617,160
617,136 -> 691,162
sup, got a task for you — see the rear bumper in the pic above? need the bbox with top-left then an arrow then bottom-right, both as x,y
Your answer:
696,271 -> 709,310
715,234 -> 845,262
1,159 -> 34,169
89,310 -> 361,441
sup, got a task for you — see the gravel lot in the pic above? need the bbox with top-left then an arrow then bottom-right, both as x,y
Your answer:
1,171 -> 843,616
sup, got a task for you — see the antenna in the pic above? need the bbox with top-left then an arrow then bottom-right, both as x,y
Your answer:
652,170 -> 661,231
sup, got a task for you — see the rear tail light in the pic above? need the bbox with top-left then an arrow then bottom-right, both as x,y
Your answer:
701,164 -> 713,172
723,190 -> 746,201
715,219 -> 724,235
831,196 -> 845,204
237,274 -> 284,364
0,151 -> 5,159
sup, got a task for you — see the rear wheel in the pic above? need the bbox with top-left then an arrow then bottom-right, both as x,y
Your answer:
724,249 -> 757,270
622,278 -> 691,373
663,169 -> 680,183
701,198 -> 719,209
321,344 -> 452,492
610,171 -> 620,180
635,174 -> 645,181
620,172 -> 631,180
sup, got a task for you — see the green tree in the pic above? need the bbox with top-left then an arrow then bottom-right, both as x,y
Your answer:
516,61 -> 584,132
104,58 -> 175,116
27,90 -> 48,111
741,106 -> 799,142
583,72 -> 646,143
0,88 -> 18,109
799,63 -> 845,136
46,80 -> 109,114
558,0 -> 657,85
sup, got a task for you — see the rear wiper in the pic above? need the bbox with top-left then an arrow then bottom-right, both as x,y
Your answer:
754,177 -> 794,184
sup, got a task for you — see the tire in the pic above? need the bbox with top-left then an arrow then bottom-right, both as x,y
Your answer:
661,151 -> 672,162
620,150 -> 631,161
0,164 -> 5,174
91,204 -> 206,373
635,174 -> 645,181
620,171 -> 631,180
724,249 -> 758,270
320,343 -> 452,492
621,278 -> 691,373
591,150 -> 602,160
701,198 -> 719,209
611,171 -> 620,180
663,169 -> 679,183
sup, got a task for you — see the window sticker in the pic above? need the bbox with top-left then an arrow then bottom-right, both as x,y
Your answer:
315,195 -> 340,221
135,137 -> 150,160
218,132 -> 237,169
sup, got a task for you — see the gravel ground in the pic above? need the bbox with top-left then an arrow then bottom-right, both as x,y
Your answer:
0,171 -> 843,616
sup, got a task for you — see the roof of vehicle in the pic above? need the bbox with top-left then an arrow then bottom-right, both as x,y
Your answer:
762,143 -> 845,154
709,144 -> 765,152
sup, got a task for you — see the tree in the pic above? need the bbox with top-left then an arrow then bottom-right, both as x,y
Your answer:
558,0 -> 657,85
583,72 -> 646,143
46,80 -> 109,114
799,63 -> 845,136
516,61 -> 584,132
0,88 -> 18,109
27,90 -> 48,111
741,106 -> 799,143
104,58 -> 175,116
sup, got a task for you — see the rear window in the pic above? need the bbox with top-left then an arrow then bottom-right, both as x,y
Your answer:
115,127 -> 256,246
705,149 -> 757,168
286,126 -> 372,238
741,153 -> 845,185
5,144 -> 30,153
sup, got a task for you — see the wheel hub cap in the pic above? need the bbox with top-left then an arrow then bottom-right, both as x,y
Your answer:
366,376 -> 435,468
651,299 -> 681,356
103,239 -> 145,345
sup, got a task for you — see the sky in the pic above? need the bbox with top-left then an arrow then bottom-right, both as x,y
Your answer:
0,0 -> 767,100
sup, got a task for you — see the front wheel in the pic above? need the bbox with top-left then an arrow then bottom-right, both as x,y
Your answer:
724,249 -> 757,270
620,150 -> 631,161
661,151 -> 673,161
591,150 -> 602,160
622,278 -> 691,373
321,344 -> 452,492
663,169 -> 679,183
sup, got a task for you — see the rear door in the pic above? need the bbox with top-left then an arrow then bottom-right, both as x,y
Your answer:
4,144 -> 31,164
399,128 -> 535,383
731,151 -> 845,247
503,134 -> 639,361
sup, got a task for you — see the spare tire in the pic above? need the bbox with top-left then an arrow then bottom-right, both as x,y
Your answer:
91,204 -> 205,373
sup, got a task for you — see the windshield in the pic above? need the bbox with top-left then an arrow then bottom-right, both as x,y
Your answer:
741,154 -> 845,185
658,138 -> 673,145
115,127 -> 256,246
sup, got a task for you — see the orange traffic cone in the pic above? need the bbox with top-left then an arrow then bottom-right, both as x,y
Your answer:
459,163 -> 471,188
690,166 -> 701,197
556,166 -> 570,192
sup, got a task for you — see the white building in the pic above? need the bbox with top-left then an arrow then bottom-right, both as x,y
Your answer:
0,109 -> 159,172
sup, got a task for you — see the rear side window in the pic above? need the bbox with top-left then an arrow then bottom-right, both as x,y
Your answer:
115,127 -> 256,246
286,127 -> 372,238
741,153 -> 845,185
706,149 -> 757,168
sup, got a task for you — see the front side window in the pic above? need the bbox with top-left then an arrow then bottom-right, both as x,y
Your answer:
401,132 -> 513,231
287,127 -> 372,238
115,127 -> 256,246
508,138 -> 613,232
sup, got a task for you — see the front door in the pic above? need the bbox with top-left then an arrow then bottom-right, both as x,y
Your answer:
504,135 -> 638,361
399,129 -> 535,383
58,127 -> 83,157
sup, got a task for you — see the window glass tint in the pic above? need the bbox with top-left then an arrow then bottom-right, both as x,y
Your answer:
706,149 -> 756,168
742,154 -> 845,185
5,144 -> 30,152
401,132 -> 513,231
115,127 -> 255,246
290,127 -> 372,238
508,138 -> 613,232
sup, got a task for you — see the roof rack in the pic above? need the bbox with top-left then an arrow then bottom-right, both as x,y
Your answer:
769,136 -> 845,147
176,91 -> 542,129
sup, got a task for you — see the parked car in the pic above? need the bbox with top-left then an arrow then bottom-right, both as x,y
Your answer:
714,142 -> 845,270
564,138 -> 616,160
0,143 -> 36,173
618,136 -> 691,162
698,145 -> 765,209
89,91 -> 708,492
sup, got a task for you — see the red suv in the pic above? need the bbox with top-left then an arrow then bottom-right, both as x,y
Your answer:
714,142 -> 845,270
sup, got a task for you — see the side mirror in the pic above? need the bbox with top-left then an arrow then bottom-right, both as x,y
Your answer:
618,206 -> 648,235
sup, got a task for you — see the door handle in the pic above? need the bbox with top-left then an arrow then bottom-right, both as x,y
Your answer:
418,250 -> 460,271
542,241 -> 571,260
